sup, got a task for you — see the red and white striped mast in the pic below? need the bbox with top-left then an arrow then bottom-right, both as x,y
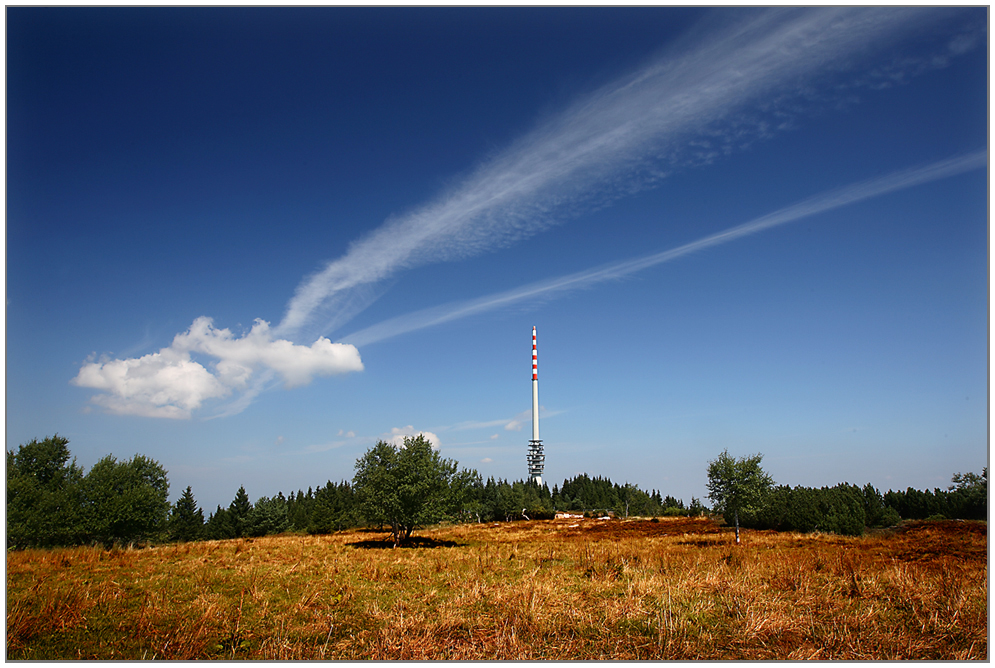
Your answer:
527,326 -> 545,486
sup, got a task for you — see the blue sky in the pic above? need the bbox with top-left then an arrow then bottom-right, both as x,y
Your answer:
7,7 -> 988,512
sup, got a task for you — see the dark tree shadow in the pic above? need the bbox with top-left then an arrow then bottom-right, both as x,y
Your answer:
349,536 -> 463,549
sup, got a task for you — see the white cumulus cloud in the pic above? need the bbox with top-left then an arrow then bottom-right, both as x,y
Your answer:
73,316 -> 363,419
386,425 -> 440,450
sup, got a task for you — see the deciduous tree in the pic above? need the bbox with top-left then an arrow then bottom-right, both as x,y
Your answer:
706,449 -> 773,544
83,454 -> 170,546
353,435 -> 475,547
6,435 -> 85,548
948,468 -> 987,519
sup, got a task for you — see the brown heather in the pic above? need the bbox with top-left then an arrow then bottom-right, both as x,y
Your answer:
6,517 -> 986,660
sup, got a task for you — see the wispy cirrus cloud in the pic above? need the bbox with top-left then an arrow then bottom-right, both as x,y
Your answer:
439,408 -> 563,435
276,7 -> 978,340
341,150 -> 987,347
444,418 -> 517,432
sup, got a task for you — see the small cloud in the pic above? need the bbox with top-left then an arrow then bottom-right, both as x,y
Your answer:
504,409 -> 531,431
490,434 -> 499,440
505,407 -> 562,431
481,458 -> 493,464
275,436 -> 285,446
345,430 -> 356,438
448,409 -> 558,434
447,418 -> 509,431
949,33 -> 979,56
386,425 -> 440,450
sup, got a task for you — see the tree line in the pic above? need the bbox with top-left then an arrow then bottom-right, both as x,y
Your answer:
706,449 -> 987,540
7,435 -> 170,549
6,435 -> 987,550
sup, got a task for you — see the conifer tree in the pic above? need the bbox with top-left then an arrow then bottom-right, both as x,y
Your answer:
204,505 -> 235,539
245,495 -> 290,537
170,486 -> 205,542
229,486 -> 253,537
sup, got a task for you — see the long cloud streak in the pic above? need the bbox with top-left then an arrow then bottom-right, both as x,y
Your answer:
276,7 -> 977,341
341,150 -> 987,347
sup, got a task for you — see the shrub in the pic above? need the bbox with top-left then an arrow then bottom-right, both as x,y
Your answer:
878,506 -> 901,527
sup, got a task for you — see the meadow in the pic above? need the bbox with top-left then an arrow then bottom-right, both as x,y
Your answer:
6,516 -> 987,660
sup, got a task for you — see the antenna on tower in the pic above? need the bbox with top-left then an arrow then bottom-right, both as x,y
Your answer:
527,326 -> 545,486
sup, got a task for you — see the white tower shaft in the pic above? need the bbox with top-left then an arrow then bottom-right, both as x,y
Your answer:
532,326 -> 539,441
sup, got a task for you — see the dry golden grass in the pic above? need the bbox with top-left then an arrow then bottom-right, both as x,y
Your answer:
6,517 -> 987,660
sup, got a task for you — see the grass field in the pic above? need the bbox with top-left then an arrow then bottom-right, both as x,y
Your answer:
6,517 -> 987,660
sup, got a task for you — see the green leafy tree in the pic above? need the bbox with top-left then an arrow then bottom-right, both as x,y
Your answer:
169,486 -> 205,542
950,468 -> 987,491
706,449 -> 774,544
618,483 -> 636,518
83,454 -> 170,546
6,435 -> 85,548
948,468 -> 987,520
752,484 -> 790,530
353,435 -> 475,547
513,479 -> 552,519
462,478 -> 487,523
494,479 -> 525,520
